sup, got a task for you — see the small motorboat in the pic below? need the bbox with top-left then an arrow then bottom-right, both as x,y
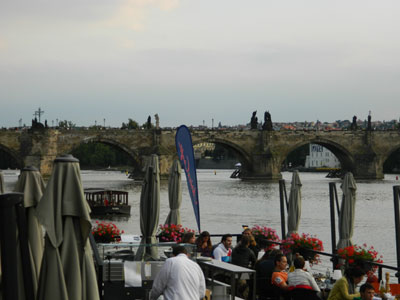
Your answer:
84,188 -> 131,215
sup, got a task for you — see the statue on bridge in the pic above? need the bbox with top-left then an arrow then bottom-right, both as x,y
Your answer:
262,111 -> 273,131
367,112 -> 372,131
250,111 -> 258,130
31,117 -> 45,130
351,115 -> 357,130
155,114 -> 160,129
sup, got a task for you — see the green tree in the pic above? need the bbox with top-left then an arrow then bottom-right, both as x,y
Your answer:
58,120 -> 76,129
121,118 -> 139,129
71,142 -> 133,168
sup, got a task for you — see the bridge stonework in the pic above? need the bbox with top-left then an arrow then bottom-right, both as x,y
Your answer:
0,129 -> 399,180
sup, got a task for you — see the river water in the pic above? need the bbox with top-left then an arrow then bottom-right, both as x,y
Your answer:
3,169 -> 400,271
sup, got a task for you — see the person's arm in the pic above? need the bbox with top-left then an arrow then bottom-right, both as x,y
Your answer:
306,272 -> 321,292
149,261 -> 170,300
336,278 -> 360,300
213,246 -> 222,261
272,273 -> 289,291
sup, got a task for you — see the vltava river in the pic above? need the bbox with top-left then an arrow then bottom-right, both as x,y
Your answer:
2,169 -> 400,270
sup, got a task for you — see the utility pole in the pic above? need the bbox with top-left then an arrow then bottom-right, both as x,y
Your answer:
103,118 -> 106,127
212,118 -> 214,129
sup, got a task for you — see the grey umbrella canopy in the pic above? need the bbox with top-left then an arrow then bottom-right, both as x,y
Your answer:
35,155 -> 99,300
287,170 -> 302,237
164,160 -> 182,226
0,170 -> 4,194
13,166 -> 46,297
136,154 -> 160,261
337,172 -> 357,249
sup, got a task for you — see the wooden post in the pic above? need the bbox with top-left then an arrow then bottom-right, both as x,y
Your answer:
393,186 -> 400,283
329,183 -> 338,270
279,179 -> 286,239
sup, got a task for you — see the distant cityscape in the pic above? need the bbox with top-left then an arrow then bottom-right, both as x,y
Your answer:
1,107 -> 399,131
2,118 -> 400,131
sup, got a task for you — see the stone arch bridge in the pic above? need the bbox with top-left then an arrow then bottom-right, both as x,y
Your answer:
0,128 -> 399,179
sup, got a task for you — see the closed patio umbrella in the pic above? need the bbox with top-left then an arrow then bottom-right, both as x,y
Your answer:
136,154 -> 160,261
13,166 -> 45,297
35,155 -> 99,300
287,170 -> 302,237
0,170 -> 4,194
337,172 -> 357,249
164,160 -> 182,226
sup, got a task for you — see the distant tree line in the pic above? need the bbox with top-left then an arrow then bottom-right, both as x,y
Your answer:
0,151 -> 19,169
71,143 -> 133,169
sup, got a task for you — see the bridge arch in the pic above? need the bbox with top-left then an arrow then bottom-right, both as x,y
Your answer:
0,144 -> 23,169
192,137 -> 253,170
66,137 -> 142,169
278,138 -> 355,172
382,144 -> 400,173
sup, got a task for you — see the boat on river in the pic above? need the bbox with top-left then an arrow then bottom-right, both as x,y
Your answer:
84,188 -> 131,215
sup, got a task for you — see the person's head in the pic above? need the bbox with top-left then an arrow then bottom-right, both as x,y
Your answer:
196,231 -> 212,247
293,254 -> 305,269
345,266 -> 365,285
359,283 -> 375,300
242,228 -> 257,246
182,232 -> 196,244
242,228 -> 253,237
172,245 -> 188,256
221,234 -> 233,249
274,254 -> 287,271
240,235 -> 250,247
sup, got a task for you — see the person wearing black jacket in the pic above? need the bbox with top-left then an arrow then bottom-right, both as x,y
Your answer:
231,235 -> 257,299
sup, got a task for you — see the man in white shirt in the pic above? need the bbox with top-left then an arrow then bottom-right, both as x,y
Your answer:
150,246 -> 206,300
213,234 -> 232,262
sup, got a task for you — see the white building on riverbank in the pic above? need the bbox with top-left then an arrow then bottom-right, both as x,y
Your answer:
305,144 -> 341,168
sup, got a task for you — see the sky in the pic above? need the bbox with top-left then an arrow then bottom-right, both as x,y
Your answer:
1,0 -> 400,128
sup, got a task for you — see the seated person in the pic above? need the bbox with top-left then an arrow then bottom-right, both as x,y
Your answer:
328,265 -> 364,300
287,254 -> 320,292
181,232 -> 196,255
353,283 -> 375,300
213,234 -> 232,262
232,235 -> 256,269
255,249 -> 283,300
196,231 -> 213,257
242,228 -> 260,258
231,235 -> 256,299
271,254 -> 289,294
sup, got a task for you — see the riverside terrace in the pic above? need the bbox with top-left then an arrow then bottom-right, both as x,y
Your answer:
2,186 -> 400,299
1,127 -> 400,179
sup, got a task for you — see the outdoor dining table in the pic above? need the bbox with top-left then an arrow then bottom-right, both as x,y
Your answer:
197,258 -> 256,300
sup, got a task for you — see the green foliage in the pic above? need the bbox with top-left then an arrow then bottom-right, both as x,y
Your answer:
383,148 -> 400,173
121,118 -> 139,130
284,144 -> 309,167
71,142 -> 133,168
58,120 -> 76,129
0,150 -> 19,168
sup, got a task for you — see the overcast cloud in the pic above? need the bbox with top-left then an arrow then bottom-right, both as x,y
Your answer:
1,0 -> 400,127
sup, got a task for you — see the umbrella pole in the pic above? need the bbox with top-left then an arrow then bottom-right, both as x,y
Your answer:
393,185 -> 400,283
329,183 -> 338,270
16,202 -> 35,300
0,193 -> 23,300
279,179 -> 286,238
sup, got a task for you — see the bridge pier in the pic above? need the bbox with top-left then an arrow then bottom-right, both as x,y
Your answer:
241,153 -> 282,181
352,153 -> 384,180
